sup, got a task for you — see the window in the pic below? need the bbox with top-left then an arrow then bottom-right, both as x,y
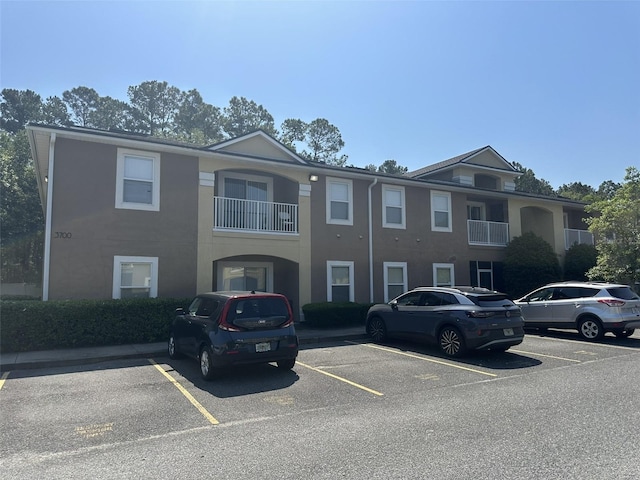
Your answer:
466,202 -> 486,221
116,149 -> 160,211
384,262 -> 407,302
327,261 -> 354,302
382,185 -> 406,228
433,263 -> 454,287
113,256 -> 158,299
431,191 -> 451,232
217,261 -> 272,292
326,178 -> 353,225
219,173 -> 272,230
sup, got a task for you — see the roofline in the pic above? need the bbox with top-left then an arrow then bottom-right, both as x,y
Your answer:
26,124 -> 587,209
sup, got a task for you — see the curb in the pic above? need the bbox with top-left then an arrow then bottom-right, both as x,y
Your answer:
1,331 -> 369,372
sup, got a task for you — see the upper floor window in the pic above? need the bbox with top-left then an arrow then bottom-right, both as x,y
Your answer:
326,177 -> 353,225
112,255 -> 158,299
116,149 -> 160,211
431,191 -> 452,232
382,185 -> 405,229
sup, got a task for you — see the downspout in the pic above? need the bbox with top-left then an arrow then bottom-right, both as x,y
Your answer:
42,133 -> 56,301
368,178 -> 378,303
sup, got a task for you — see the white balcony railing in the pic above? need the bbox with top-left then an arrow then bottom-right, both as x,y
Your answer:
565,228 -> 594,250
467,220 -> 509,246
214,197 -> 298,234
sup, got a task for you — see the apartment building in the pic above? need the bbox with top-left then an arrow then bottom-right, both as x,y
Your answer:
27,124 -> 593,318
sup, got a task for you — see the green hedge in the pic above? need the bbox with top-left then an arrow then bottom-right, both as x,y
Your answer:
0,297 -> 191,353
301,302 -> 372,328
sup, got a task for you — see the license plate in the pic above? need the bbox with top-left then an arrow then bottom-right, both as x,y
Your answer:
503,328 -> 514,336
255,342 -> 271,352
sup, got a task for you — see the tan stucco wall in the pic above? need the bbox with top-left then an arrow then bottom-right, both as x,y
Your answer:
197,155 -> 313,311
48,138 -> 199,299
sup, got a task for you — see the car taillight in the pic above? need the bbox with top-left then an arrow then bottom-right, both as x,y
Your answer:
219,303 -> 243,332
598,299 -> 626,307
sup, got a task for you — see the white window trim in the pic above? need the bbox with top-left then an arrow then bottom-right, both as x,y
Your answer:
433,263 -> 455,287
383,261 -> 408,302
115,148 -> 160,211
112,255 -> 158,299
216,261 -> 273,292
382,185 -> 406,229
326,260 -> 355,302
326,177 -> 353,225
466,201 -> 486,221
219,171 -> 274,202
431,190 -> 452,232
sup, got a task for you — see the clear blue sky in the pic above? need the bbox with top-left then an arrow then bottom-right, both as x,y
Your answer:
2,1 -> 639,189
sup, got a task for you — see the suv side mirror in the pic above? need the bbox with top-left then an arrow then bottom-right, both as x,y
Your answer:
390,300 -> 398,310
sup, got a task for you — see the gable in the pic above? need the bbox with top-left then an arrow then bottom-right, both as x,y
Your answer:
464,149 -> 512,170
209,131 -> 306,164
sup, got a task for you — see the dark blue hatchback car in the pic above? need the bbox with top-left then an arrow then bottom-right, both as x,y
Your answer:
168,291 -> 299,380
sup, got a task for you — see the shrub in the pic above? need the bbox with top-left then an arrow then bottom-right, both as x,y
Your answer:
564,243 -> 598,281
0,297 -> 191,353
503,232 -> 561,298
301,302 -> 372,328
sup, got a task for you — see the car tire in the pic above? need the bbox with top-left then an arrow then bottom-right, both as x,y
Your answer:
199,345 -> 219,380
277,358 -> 296,370
168,334 -> 182,359
577,317 -> 604,341
367,317 -> 387,342
614,329 -> 635,339
438,326 -> 466,357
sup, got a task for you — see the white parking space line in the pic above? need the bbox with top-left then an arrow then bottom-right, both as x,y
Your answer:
149,359 -> 219,425
348,342 -> 497,377
510,349 -> 582,363
528,334 -> 640,351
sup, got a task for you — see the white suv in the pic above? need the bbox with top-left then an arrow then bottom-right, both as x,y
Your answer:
516,282 -> 640,340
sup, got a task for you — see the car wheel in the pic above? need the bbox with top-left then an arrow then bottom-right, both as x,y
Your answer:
199,346 -> 218,380
367,317 -> 387,342
614,329 -> 635,339
277,358 -> 296,370
168,334 -> 182,359
438,326 -> 466,357
577,317 -> 604,341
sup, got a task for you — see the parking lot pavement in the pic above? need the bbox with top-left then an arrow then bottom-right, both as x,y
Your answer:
0,323 -> 368,371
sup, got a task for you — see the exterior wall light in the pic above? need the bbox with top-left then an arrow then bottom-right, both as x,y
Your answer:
309,174 -> 319,182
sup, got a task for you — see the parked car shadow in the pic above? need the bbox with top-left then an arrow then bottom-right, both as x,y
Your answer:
372,339 -> 542,370
165,358 -> 300,398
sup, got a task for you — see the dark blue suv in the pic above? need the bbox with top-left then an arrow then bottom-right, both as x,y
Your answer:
168,291 -> 298,380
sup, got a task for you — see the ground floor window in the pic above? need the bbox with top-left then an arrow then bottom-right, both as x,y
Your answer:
217,261 -> 272,292
433,263 -> 454,287
469,261 -> 504,291
112,256 -> 158,299
384,262 -> 407,302
327,261 -> 354,302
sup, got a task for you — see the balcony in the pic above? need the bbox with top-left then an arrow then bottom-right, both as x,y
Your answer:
467,219 -> 509,246
214,197 -> 298,234
565,228 -> 594,250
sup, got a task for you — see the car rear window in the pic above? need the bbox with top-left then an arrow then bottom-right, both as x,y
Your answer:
468,294 -> 514,307
605,287 -> 640,300
230,297 -> 289,319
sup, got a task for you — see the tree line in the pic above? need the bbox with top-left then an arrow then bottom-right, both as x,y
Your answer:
1,82 -> 637,288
